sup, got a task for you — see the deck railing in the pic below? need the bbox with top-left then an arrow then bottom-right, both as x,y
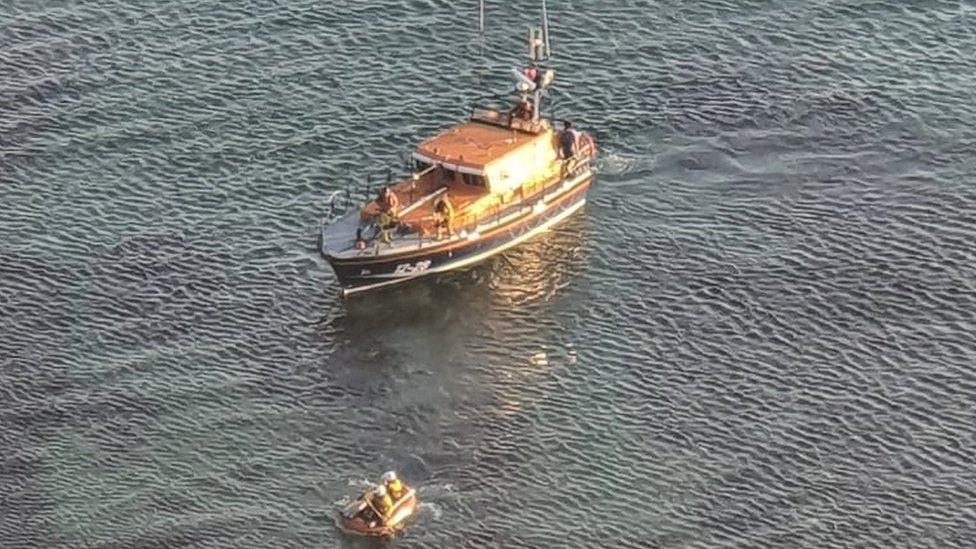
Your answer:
323,139 -> 594,248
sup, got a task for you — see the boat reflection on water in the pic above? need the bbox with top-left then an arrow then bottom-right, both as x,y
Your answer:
337,212 -> 588,319
483,213 -> 590,307
320,211 -> 588,389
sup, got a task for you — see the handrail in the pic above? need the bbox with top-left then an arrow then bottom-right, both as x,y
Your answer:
327,131 -> 593,240
400,186 -> 448,217
323,189 -> 351,221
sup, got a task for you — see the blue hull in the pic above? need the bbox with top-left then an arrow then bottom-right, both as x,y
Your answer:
323,176 -> 591,295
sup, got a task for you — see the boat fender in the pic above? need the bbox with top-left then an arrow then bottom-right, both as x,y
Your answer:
580,132 -> 596,158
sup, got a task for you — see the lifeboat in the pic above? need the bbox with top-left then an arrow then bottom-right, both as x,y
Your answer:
320,25 -> 596,297
337,487 -> 419,537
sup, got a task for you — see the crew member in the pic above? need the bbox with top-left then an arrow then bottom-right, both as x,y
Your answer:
559,120 -> 579,159
371,485 -> 393,519
381,471 -> 405,501
433,195 -> 455,240
354,487 -> 377,522
522,64 -> 538,86
378,186 -> 399,216
376,186 -> 400,244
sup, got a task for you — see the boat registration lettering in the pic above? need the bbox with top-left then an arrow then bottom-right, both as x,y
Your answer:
394,260 -> 431,275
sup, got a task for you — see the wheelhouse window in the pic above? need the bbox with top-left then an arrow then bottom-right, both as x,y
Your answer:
461,173 -> 487,188
414,160 -> 431,173
439,166 -> 456,184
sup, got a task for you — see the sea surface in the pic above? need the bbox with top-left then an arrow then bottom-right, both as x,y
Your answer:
2,1 -> 975,547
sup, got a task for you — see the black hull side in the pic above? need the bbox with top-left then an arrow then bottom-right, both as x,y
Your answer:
325,177 -> 590,295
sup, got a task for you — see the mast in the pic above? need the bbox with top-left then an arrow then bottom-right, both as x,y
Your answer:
528,1 -> 553,122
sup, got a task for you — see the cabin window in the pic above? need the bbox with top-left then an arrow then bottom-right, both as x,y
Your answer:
462,173 -> 487,188
414,160 -> 431,173
439,166 -> 456,183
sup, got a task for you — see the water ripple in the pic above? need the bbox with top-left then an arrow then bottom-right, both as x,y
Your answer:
2,0 -> 976,547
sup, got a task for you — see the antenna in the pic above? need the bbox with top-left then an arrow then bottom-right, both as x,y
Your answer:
527,1 -> 551,62
478,0 -> 485,34
541,0 -> 551,58
476,0 -> 487,82
528,28 -> 544,61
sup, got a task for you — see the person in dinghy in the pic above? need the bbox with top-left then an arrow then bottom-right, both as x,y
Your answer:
338,471 -> 418,536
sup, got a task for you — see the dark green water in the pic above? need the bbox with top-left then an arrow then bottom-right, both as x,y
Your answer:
2,1 -> 975,547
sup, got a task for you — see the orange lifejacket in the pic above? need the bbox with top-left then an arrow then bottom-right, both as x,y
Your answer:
373,493 -> 393,515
